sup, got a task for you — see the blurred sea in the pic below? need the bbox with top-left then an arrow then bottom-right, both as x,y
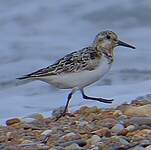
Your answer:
0,0 -> 151,120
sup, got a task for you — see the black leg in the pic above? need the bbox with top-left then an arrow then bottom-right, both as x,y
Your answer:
55,91 -> 73,120
80,89 -> 113,103
62,92 -> 73,115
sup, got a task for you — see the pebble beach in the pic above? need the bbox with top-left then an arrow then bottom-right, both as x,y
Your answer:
0,95 -> 151,150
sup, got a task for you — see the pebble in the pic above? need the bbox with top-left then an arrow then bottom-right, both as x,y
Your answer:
60,132 -> 81,142
111,136 -> 129,146
113,110 -> 123,117
125,117 -> 151,126
49,148 -> 58,150
18,142 -> 49,150
146,145 -> 151,150
140,139 -> 151,147
22,123 -> 42,130
65,143 -> 83,150
98,136 -> 129,150
126,125 -> 136,132
111,123 -> 124,134
92,128 -> 111,137
0,136 -> 5,143
118,114 -> 128,121
142,129 -> 151,134
6,132 -> 13,140
128,145 -> 146,150
41,129 -> 52,136
88,135 -> 101,145
21,117 -> 37,123
0,144 -> 5,150
59,139 -> 86,147
101,118 -> 118,128
124,104 -> 151,117
127,129 -> 151,140
79,120 -> 88,127
26,113 -> 44,120
6,118 -> 21,126
36,143 -> 49,150
21,140 -> 33,144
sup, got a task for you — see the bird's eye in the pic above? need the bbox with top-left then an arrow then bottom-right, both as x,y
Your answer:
106,35 -> 111,39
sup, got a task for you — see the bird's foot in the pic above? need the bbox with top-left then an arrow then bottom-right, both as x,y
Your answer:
100,98 -> 114,103
89,97 -> 114,104
81,91 -> 114,104
97,98 -> 114,103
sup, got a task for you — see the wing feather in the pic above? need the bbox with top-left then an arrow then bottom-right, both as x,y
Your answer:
17,47 -> 102,79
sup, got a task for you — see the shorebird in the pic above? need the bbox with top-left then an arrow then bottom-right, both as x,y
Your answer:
17,30 -> 135,119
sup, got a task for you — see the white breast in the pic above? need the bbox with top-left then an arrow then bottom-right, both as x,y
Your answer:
39,56 -> 112,89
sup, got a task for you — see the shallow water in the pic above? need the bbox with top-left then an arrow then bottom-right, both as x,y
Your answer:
0,0 -> 151,120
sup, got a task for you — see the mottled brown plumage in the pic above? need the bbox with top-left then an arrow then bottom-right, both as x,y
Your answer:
18,47 -> 102,79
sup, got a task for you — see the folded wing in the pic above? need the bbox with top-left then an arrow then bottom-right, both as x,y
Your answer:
17,47 -> 101,80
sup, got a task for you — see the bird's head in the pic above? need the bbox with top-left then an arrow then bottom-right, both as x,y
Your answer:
92,30 -> 135,57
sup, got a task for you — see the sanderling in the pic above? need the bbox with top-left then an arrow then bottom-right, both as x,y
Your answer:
17,30 -> 135,119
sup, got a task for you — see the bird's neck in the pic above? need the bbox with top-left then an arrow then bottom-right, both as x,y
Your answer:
94,46 -> 114,64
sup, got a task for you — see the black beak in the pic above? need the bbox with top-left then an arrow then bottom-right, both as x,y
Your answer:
118,40 -> 136,49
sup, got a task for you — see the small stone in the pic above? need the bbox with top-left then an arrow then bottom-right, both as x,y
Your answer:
22,123 -> 41,130
119,129 -> 129,136
41,129 -> 52,136
78,106 -> 102,116
125,117 -> 151,126
142,129 -> 151,134
37,143 -> 49,150
111,136 -> 129,145
118,114 -> 128,121
89,135 -> 101,145
91,146 -> 100,150
79,121 -> 88,127
65,143 -> 82,150
6,132 -> 13,141
111,123 -> 124,134
59,139 -> 86,147
49,148 -> 58,150
139,125 -> 151,130
118,138 -> 130,146
126,125 -> 136,132
21,140 -> 33,144
124,104 -> 151,117
128,145 -> 146,150
92,128 -> 111,137
21,117 -> 36,123
140,139 -> 150,146
6,118 -> 21,126
0,136 -> 5,143
18,142 -> 49,150
146,145 -> 151,150
26,113 -> 44,120
99,136 -> 129,150
101,118 -> 118,128
128,129 -> 151,140
113,110 -> 123,117
60,132 -> 81,142
0,144 -> 5,150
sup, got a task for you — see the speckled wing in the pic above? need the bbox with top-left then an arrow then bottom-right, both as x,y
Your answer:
18,47 -> 102,79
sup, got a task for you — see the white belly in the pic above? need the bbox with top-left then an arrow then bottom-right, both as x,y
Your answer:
39,57 -> 111,89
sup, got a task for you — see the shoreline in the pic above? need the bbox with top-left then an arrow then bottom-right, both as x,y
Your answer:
0,96 -> 151,149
